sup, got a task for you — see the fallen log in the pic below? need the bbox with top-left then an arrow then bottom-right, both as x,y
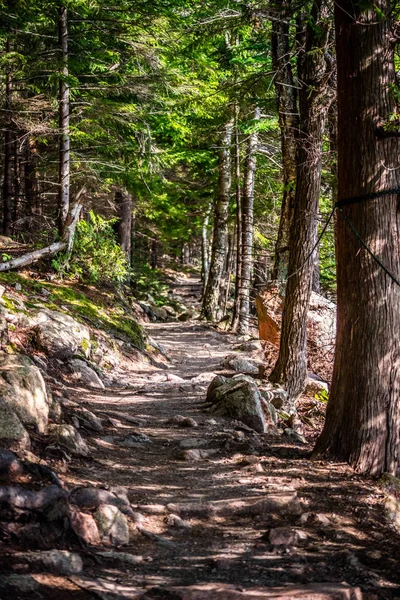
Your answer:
0,203 -> 82,272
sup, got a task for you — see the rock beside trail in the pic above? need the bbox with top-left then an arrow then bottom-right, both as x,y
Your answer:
73,407 -> 103,431
14,549 -> 83,575
167,414 -> 198,428
32,309 -> 90,359
0,449 -> 24,480
48,424 -> 89,456
223,356 -> 260,375
118,433 -> 152,447
166,514 -> 191,529
379,473 -> 400,532
283,428 -> 308,445
94,504 -> 129,546
96,551 -> 145,564
71,486 -> 132,513
180,448 -> 219,461
0,402 -> 31,451
207,376 -> 267,434
0,353 -> 49,433
0,574 -> 39,594
259,385 -> 292,413
70,510 -> 101,545
269,527 -> 303,548
69,358 -> 105,389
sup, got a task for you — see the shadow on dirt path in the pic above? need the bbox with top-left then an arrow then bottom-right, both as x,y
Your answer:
4,318 -> 400,599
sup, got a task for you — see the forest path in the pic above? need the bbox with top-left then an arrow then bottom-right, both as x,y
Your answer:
43,319 -> 399,599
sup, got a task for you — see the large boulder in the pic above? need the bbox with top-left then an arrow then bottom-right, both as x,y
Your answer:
207,376 -> 267,434
32,310 -> 90,359
0,353 -> 48,433
0,402 -> 30,451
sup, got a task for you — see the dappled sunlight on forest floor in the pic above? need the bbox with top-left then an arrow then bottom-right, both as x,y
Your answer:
2,319 -> 397,599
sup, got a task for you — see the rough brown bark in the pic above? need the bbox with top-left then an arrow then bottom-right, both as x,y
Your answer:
270,1 -> 334,400
314,0 -> 400,476
58,6 -> 70,236
270,2 -> 299,282
115,189 -> 132,266
201,118 -> 233,321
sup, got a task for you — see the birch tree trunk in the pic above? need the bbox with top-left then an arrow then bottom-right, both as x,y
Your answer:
314,0 -> 400,476
58,6 -> 70,236
201,118 -> 233,321
237,107 -> 260,334
270,2 -> 299,282
270,1 -> 334,400
231,107 -> 242,329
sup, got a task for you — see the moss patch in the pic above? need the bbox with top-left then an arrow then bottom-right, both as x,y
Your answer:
0,273 -> 146,350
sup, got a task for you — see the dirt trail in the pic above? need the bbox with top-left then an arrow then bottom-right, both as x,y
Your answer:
48,313 -> 400,600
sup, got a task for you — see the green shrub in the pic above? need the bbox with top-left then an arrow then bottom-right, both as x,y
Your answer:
53,211 -> 129,285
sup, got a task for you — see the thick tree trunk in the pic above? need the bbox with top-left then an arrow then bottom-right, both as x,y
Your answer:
58,6 -> 70,236
314,0 -> 400,476
270,2 -> 334,400
201,118 -> 233,321
270,3 -> 299,282
115,189 -> 132,266
237,107 -> 260,334
3,37 -> 13,237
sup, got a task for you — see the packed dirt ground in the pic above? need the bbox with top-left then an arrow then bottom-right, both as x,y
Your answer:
0,276 -> 399,600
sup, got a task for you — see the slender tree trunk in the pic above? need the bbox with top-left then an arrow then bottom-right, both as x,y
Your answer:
12,132 -> 20,233
314,0 -> 400,476
58,6 -> 70,236
24,141 -> 38,220
182,242 -> 190,265
201,204 -> 211,293
130,198 -> 136,270
237,107 -> 260,334
3,38 -> 13,237
115,189 -> 132,267
201,118 -> 233,321
151,240 -> 158,269
223,229 -> 235,315
270,3 -> 299,282
312,234 -> 320,293
231,107 -> 242,329
270,2 -> 334,400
